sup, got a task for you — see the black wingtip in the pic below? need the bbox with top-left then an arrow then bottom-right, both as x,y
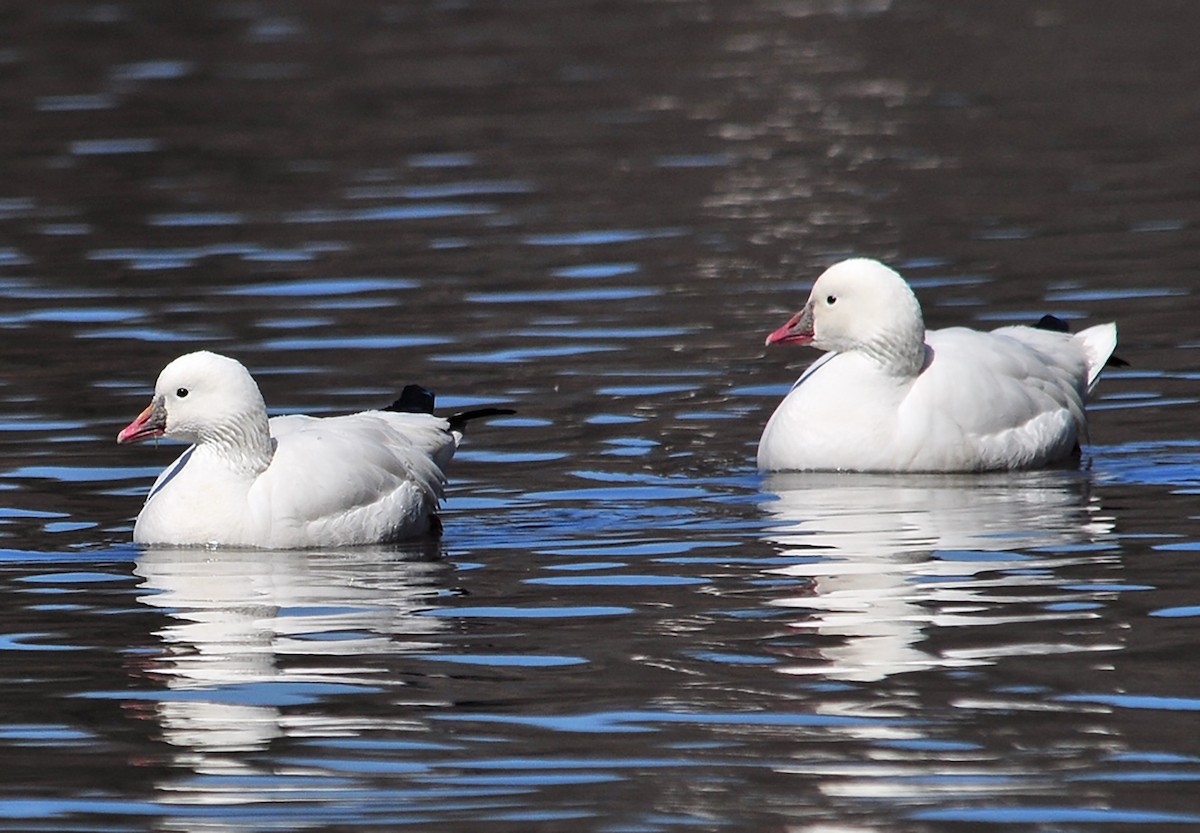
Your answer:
448,407 -> 516,434
385,385 -> 514,431
386,384 -> 436,415
1034,314 -> 1071,333
1032,314 -> 1129,368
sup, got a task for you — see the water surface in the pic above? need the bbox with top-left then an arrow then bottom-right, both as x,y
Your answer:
2,1 -> 1200,830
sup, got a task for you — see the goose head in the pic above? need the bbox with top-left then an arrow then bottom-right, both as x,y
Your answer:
766,258 -> 927,373
117,351 -> 272,463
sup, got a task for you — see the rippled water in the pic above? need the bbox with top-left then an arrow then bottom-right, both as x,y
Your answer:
3,1 -> 1200,830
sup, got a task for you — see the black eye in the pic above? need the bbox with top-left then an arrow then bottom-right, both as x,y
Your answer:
176,387 -> 189,398
826,295 -> 837,305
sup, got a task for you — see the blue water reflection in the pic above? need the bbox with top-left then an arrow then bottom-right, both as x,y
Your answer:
758,471 -> 1119,681
126,546 -> 447,753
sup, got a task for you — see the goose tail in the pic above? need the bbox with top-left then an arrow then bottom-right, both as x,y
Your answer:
1075,322 -> 1119,395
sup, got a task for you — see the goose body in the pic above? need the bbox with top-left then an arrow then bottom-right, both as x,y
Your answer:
757,259 -> 1117,473
118,351 -> 503,548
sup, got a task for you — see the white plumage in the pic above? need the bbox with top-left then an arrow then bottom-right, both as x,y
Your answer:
757,259 -> 1118,473
118,351 -> 499,548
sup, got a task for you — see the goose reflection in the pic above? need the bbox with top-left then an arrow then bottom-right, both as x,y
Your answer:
760,470 -> 1117,682
133,544 -> 447,756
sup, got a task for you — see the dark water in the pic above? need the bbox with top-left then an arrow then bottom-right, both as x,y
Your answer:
2,1 -> 1200,830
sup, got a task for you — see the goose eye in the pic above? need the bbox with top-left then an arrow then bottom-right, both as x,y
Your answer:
826,295 -> 837,305
176,387 -> 189,398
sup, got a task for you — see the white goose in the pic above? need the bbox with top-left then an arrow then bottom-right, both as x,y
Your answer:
117,351 -> 510,548
757,259 -> 1118,473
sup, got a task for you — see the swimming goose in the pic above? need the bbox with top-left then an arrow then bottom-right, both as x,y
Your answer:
118,350 -> 510,547
757,258 -> 1117,472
